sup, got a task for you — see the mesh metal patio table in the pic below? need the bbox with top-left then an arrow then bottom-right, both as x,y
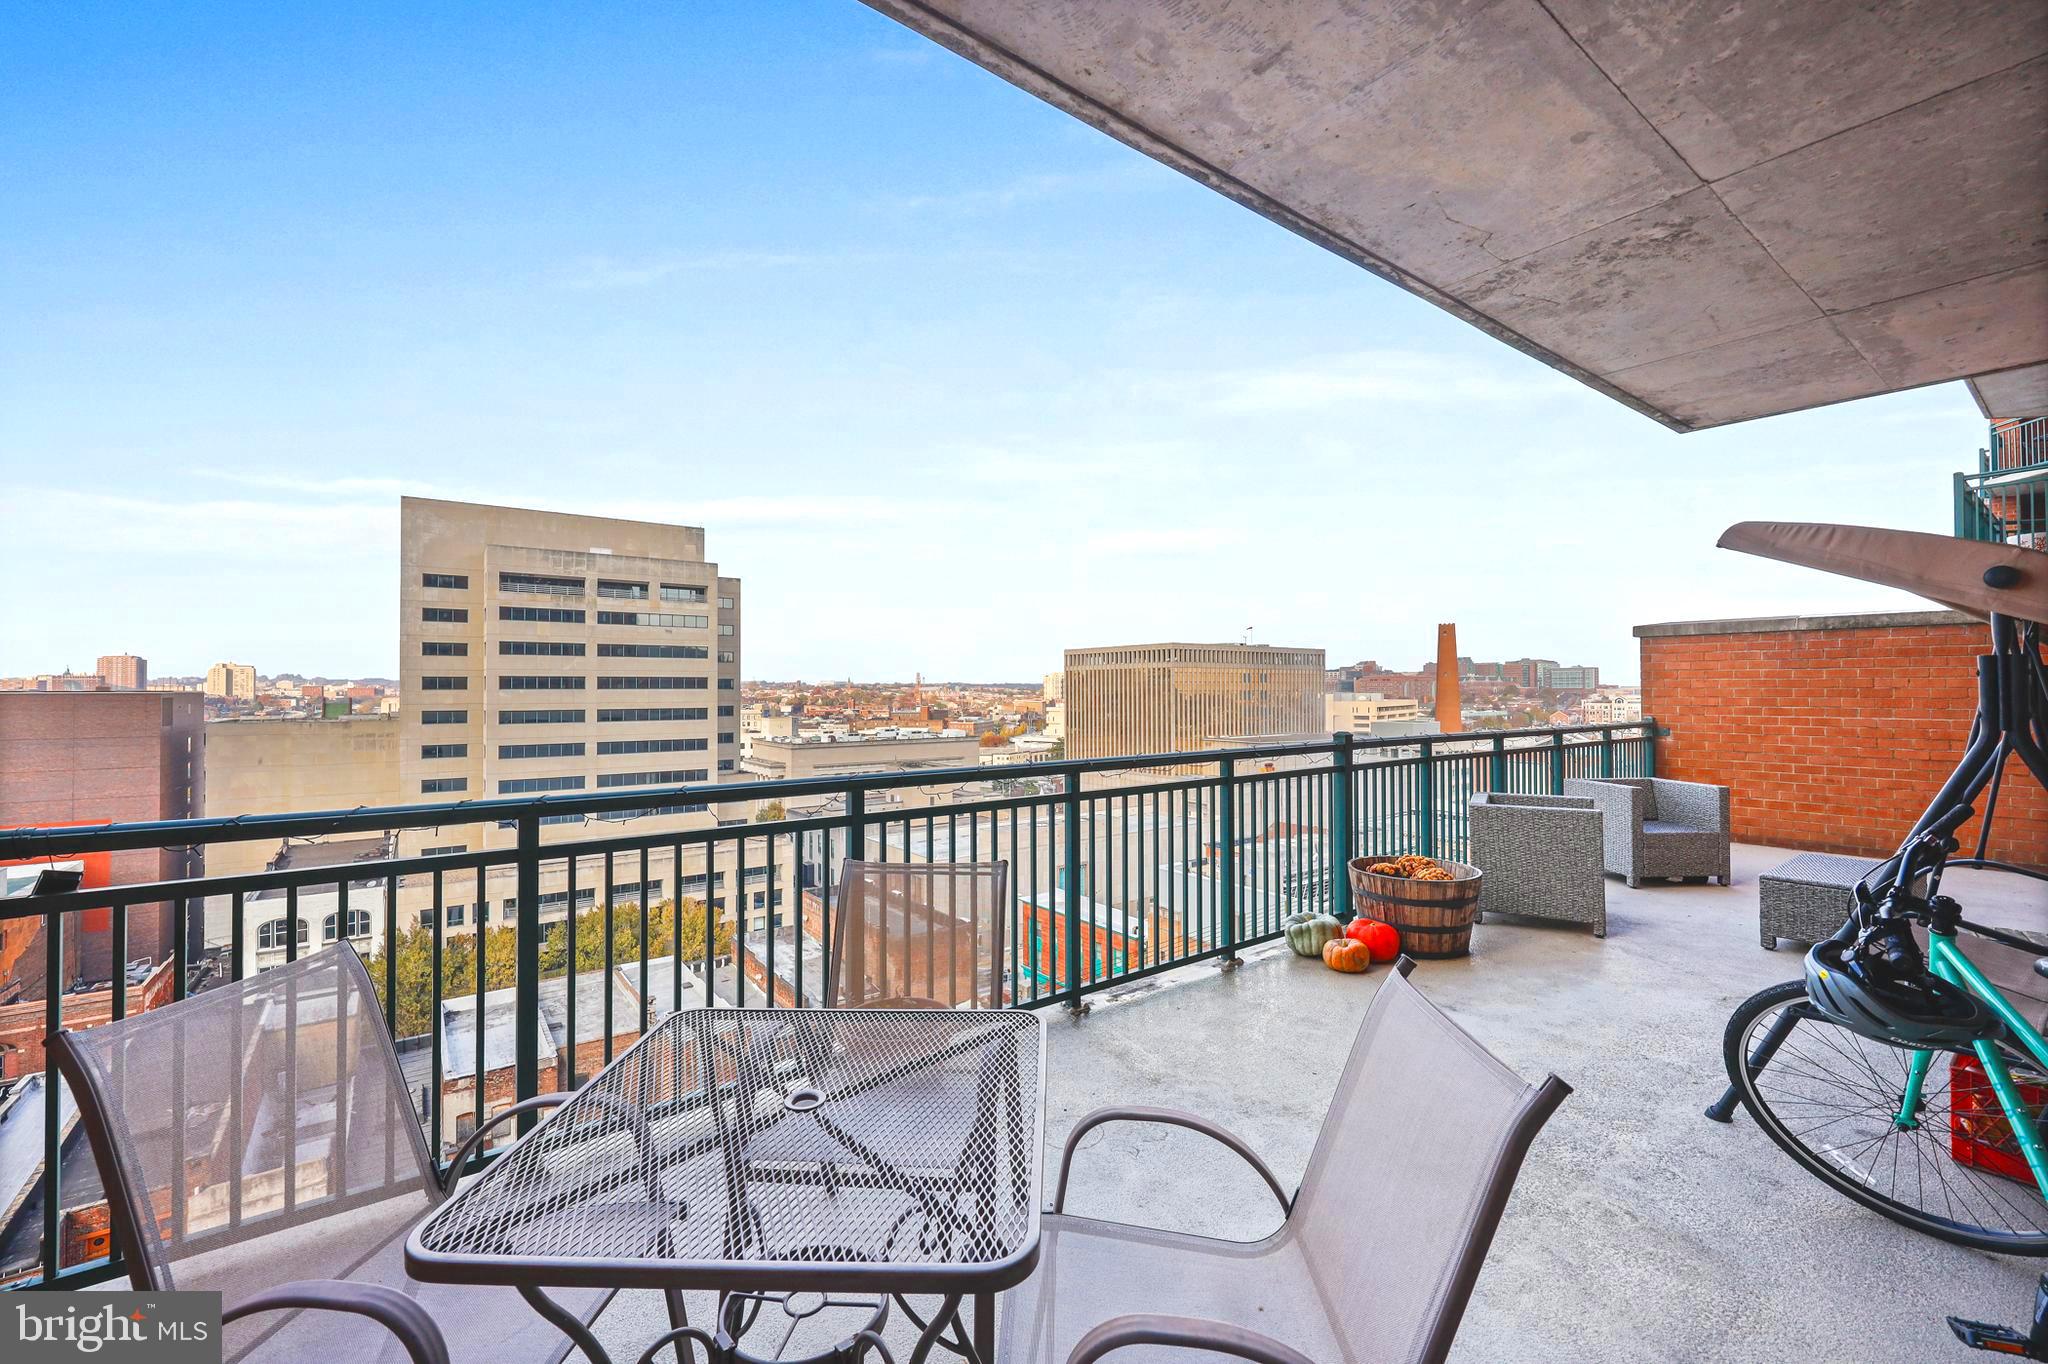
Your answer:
406,1007 -> 1046,1364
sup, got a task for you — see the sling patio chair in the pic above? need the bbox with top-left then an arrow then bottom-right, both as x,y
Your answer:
825,859 -> 1011,1009
47,944 -> 614,1364
741,859 -> 1016,1181
1001,958 -> 1570,1364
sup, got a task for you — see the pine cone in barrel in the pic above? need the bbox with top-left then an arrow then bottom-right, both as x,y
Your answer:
1412,866 -> 1455,882
1393,854 -> 1441,877
1367,861 -> 1404,877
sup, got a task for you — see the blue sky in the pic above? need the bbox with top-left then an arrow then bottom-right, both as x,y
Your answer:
0,2 -> 1987,684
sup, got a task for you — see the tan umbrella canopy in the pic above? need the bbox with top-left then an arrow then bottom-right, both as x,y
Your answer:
1718,522 -> 2048,625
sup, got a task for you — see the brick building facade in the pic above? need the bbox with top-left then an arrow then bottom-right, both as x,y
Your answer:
1637,610 -> 2048,865
0,958 -> 177,1080
0,693 -> 205,991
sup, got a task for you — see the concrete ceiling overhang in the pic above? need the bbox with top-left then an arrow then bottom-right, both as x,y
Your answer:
863,1 -> 2048,430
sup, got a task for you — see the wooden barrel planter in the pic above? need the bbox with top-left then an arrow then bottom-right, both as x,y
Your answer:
1347,856 -> 1483,960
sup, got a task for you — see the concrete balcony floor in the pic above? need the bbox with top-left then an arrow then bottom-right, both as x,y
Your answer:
595,844 -> 2048,1363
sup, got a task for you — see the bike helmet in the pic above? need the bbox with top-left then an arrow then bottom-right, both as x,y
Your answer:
1804,940 -> 2001,1049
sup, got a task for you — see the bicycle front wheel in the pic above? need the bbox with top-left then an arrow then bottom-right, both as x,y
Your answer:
1726,979 -> 2048,1255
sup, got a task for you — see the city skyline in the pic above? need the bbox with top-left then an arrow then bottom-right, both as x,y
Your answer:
1,4 -> 1985,687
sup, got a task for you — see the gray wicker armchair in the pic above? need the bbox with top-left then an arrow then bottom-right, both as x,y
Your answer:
1000,959 -> 1569,1364
48,945 -> 612,1364
1563,777 -> 1732,887
1468,791 -> 1608,936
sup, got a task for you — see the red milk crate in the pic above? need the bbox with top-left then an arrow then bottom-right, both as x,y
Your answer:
1951,1052 -> 2048,1184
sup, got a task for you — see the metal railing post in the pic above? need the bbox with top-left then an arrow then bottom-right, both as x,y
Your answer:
1218,757 -> 1238,966
41,905 -> 60,1284
1417,740 -> 1435,858
1331,734 -> 1354,921
846,783 -> 866,865
1600,724 -> 1615,778
1645,719 -> 1659,778
1062,772 -> 1084,1009
1549,729 -> 1567,794
514,812 -> 541,1132
1489,733 -> 1506,793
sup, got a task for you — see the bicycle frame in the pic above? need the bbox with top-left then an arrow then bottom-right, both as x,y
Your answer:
1896,932 -> 2048,1198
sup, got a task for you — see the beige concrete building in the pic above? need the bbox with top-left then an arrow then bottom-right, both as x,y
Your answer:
1064,643 -> 1326,762
202,714 -> 405,877
96,654 -> 147,690
742,733 -> 981,782
1323,692 -> 1424,734
394,498 -> 765,938
1582,690 -> 1644,724
204,661 -> 257,702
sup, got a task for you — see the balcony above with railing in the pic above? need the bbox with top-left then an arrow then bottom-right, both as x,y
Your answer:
1957,416 -> 2048,547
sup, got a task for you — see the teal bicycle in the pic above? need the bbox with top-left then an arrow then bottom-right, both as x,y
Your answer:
1700,528 -> 2048,1272
1703,527 -> 2048,1352
1715,604 -> 2048,1259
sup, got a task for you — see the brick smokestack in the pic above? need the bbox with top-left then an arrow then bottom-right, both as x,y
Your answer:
1434,624 -> 1460,732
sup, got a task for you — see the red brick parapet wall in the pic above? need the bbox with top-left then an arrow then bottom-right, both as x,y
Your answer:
1638,610 -> 2047,866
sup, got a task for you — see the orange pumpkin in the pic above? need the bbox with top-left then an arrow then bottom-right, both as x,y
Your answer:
1347,917 -> 1401,963
1321,937 -> 1372,973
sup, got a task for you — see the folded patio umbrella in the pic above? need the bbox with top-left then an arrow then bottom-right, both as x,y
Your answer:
1719,522 -> 2048,625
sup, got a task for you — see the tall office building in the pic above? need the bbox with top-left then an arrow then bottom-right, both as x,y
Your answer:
96,654 -> 147,690
1063,642 -> 1326,761
204,662 -> 257,702
396,498 -> 752,931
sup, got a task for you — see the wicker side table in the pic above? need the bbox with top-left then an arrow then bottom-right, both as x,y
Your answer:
1759,852 -> 1880,949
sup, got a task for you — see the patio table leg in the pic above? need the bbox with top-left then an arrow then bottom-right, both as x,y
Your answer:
518,1283 -> 615,1364
906,1293 -> 965,1364
660,1288 -> 691,1364
974,1291 -> 994,1364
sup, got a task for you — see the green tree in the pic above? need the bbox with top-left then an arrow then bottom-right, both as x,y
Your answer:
366,897 -> 732,1040
753,800 -> 787,823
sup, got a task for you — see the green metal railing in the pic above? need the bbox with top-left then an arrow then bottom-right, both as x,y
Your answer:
1956,417 -> 2048,547
0,720 -> 1652,1289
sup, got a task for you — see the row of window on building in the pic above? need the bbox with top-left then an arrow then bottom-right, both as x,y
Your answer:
255,870 -> 787,947
421,570 -> 733,609
417,737 -> 726,761
424,706 -> 733,724
420,675 -> 734,690
421,767 -> 732,795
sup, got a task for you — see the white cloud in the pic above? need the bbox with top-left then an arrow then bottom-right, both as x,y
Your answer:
1156,350 -> 1587,413
1085,526 -> 1250,556
867,162 -> 1164,215
189,469 -> 453,499
16,489 -> 394,557
939,438 -> 1191,484
612,494 -> 941,528
180,476 -> 942,533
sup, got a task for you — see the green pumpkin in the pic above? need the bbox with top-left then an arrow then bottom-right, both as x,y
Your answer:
1282,911 -> 1343,958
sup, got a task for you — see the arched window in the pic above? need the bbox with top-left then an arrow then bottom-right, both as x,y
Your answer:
258,918 -> 307,950
323,908 -> 371,941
